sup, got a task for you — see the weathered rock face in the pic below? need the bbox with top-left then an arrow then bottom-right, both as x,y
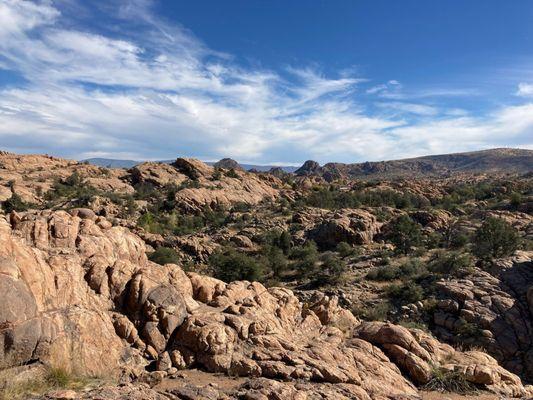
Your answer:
129,162 -> 188,188
213,158 -> 243,171
0,153 -> 132,204
296,208 -> 381,250
432,252 -> 533,382
0,210 -> 142,376
410,209 -> 452,232
2,209 -> 532,399
355,322 -> 528,397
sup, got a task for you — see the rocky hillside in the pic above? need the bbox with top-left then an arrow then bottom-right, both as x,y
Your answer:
0,150 -> 532,399
295,148 -> 533,180
1,209 -> 531,399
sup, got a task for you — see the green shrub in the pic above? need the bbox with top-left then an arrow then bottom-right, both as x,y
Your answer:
149,246 -> 180,265
428,251 -> 472,275
368,259 -> 425,281
387,215 -> 423,254
45,172 -> 98,206
423,368 -> 478,394
387,282 -> 424,305
472,217 -> 519,260
290,241 -> 319,277
210,247 -> 264,282
260,245 -> 288,278
278,231 -> 292,254
225,168 -> 240,179
336,241 -> 357,258
352,301 -> 391,321
1,193 -> 28,213
316,252 -> 348,286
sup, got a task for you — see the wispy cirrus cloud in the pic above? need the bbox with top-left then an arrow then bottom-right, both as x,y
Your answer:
0,0 -> 531,164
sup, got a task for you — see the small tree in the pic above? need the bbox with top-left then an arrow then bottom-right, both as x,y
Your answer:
2,193 -> 28,213
290,241 -> 319,277
473,217 -> 519,260
316,252 -> 347,286
210,247 -> 264,282
277,231 -> 291,254
428,250 -> 472,275
388,215 -> 423,254
149,246 -> 180,265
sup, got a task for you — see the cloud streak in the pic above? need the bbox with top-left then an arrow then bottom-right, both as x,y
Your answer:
0,0 -> 531,164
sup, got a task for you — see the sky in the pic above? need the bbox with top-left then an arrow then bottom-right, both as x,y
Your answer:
0,0 -> 532,165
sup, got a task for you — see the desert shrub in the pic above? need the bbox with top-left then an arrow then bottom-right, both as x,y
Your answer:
260,245 -> 288,278
455,319 -> 483,340
367,265 -> 398,281
1,193 -> 28,213
315,252 -> 348,286
336,241 -> 358,258
277,230 -> 292,254
367,259 -> 425,281
232,202 -> 251,213
352,301 -> 391,321
210,247 -> 264,282
422,367 -> 478,394
0,366 -> 88,400
428,251 -> 472,275
225,168 -> 240,179
509,192 -> 523,208
290,241 -> 319,276
387,215 -> 423,254
472,217 -> 519,260
137,212 -> 164,234
148,246 -> 180,265
45,172 -> 98,206
211,167 -> 223,181
387,282 -> 424,305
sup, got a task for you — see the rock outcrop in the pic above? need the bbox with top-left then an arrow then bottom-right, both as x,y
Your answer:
2,209 -> 531,399
432,252 -> 533,382
295,208 -> 381,250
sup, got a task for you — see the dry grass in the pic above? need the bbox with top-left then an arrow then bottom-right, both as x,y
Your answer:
422,367 -> 478,394
0,365 -> 92,400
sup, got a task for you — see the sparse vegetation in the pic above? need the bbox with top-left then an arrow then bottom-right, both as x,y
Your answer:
0,366 -> 92,400
210,247 -> 264,282
472,217 -> 519,260
1,193 -> 29,213
387,214 -> 424,254
149,246 -> 181,265
422,367 -> 478,394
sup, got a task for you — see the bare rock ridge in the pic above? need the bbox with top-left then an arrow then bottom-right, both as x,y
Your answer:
83,148 -> 532,178
1,209 -> 532,398
295,148 -> 533,180
212,158 -> 243,171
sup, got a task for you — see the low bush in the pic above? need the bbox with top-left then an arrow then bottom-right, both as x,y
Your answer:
148,246 -> 180,265
210,247 -> 264,282
387,282 -> 424,305
1,193 -> 29,213
387,215 -> 423,254
422,367 -> 478,394
473,217 -> 519,260
428,251 -> 472,275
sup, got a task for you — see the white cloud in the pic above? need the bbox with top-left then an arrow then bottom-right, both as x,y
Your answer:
517,83 -> 533,97
376,102 -> 438,116
0,0 -> 531,164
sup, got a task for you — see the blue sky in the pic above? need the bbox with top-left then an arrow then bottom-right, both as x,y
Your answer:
0,0 -> 532,164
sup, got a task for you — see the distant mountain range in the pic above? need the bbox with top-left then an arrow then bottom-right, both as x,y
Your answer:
83,157 -> 298,172
84,148 -> 532,178
295,148 -> 533,180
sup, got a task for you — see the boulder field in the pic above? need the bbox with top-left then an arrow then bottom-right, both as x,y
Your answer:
1,209 -> 532,399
